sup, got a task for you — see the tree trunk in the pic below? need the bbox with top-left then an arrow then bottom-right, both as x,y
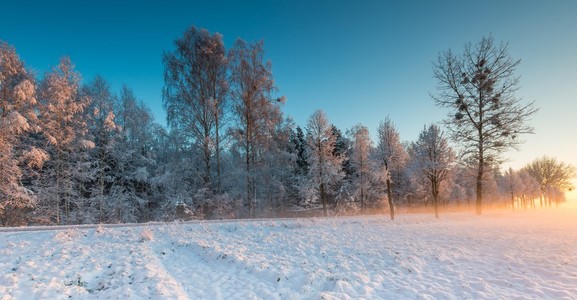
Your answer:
246,138 -> 252,218
56,151 -> 61,225
476,148 -> 484,215
215,107 -> 221,193
320,183 -> 327,217
432,179 -> 439,219
360,172 -> 364,212
360,187 -> 364,212
511,191 -> 515,211
386,178 -> 394,220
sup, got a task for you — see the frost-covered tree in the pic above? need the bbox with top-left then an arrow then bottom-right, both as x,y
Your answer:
0,41 -> 47,225
348,124 -> 373,211
258,118 -> 294,214
523,156 -> 576,207
229,38 -> 284,217
516,168 -> 540,208
162,26 -> 228,192
432,36 -> 537,215
375,117 -> 407,220
112,85 -> 157,222
500,167 -> 523,210
151,127 -> 198,219
410,124 -> 455,218
303,110 -> 344,216
36,57 -> 90,224
82,76 -> 118,222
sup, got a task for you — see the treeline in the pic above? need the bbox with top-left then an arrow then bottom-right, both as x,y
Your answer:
0,29 -> 574,226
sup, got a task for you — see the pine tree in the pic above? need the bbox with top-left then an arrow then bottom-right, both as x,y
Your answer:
291,126 -> 309,176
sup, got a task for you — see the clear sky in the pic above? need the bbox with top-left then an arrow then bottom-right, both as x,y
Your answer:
2,0 -> 576,200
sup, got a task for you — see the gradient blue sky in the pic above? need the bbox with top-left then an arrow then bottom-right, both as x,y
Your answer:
2,0 -> 576,198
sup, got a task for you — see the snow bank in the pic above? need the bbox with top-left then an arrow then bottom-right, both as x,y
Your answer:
1,208 -> 576,299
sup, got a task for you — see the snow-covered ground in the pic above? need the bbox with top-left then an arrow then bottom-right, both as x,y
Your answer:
1,208 -> 577,300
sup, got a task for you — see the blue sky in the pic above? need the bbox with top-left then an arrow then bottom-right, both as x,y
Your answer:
2,0 -> 576,196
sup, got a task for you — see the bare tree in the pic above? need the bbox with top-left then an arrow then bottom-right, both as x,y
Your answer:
432,36 -> 537,215
523,156 -> 576,207
162,26 -> 228,192
410,124 -> 455,218
229,39 -> 283,217
375,117 -> 407,220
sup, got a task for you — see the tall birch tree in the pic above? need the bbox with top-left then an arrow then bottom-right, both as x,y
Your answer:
163,26 -> 228,192
229,39 -> 283,217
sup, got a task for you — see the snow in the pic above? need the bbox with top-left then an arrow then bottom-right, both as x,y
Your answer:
1,208 -> 577,299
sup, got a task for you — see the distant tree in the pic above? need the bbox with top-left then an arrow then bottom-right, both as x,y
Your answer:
229,38 -> 283,217
291,125 -> 309,177
304,110 -> 344,216
37,57 -> 90,224
516,168 -> 540,208
162,26 -> 228,192
348,124 -> 373,211
410,124 -> 455,218
523,156 -> 576,207
501,167 -> 520,210
432,35 -> 538,215
0,41 -> 47,226
375,117 -> 407,220
331,125 -> 352,179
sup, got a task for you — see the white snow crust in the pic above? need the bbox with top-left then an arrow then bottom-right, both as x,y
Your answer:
1,208 -> 576,299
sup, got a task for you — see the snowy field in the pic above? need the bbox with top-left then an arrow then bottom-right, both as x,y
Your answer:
1,208 -> 577,300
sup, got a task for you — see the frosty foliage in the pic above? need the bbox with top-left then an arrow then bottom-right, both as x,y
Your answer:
375,117 -> 407,219
301,110 -> 344,216
0,34 -> 562,226
409,124 -> 455,217
0,42 -> 41,226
